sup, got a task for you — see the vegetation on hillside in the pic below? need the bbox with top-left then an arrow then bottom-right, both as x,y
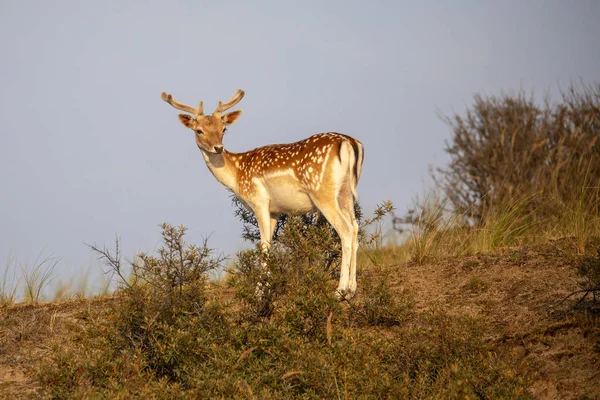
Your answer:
33,221 -> 536,398
436,83 -> 599,225
394,83 -> 600,261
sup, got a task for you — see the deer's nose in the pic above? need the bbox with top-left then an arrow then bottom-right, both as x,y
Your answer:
214,145 -> 223,154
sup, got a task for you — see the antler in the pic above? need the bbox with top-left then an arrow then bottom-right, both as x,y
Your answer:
161,92 -> 204,118
215,89 -> 245,113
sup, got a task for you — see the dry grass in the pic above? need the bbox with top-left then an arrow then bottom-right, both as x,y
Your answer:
390,186 -> 600,268
20,252 -> 59,305
0,297 -> 114,398
1,253 -> 19,307
0,251 -> 112,306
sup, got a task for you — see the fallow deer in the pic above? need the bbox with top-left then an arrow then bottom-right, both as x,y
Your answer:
161,89 -> 364,296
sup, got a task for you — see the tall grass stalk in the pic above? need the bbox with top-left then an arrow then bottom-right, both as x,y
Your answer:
556,164 -> 600,254
408,195 -> 455,264
52,280 -> 72,302
472,193 -> 541,252
52,267 -> 112,302
21,251 -> 60,304
1,252 -> 20,306
398,192 -> 549,262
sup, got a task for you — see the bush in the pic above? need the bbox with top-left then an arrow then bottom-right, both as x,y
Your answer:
391,83 -> 600,261
228,201 -> 394,318
228,216 -> 344,323
436,83 -> 600,225
85,224 -> 227,384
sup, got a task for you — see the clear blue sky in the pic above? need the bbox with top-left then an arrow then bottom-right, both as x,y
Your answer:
1,1 -> 599,290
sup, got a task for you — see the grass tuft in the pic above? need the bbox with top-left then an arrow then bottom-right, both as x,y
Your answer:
1,252 -> 20,306
21,251 -> 60,304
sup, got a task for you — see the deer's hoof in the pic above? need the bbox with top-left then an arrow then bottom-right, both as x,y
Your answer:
335,288 -> 356,301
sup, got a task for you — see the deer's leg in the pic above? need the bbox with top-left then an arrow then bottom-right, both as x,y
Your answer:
311,197 -> 354,296
339,191 -> 359,293
253,205 -> 273,297
255,205 -> 273,252
269,213 -> 279,244
349,218 -> 359,292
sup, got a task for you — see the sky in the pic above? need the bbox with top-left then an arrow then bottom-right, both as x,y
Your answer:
1,0 -> 599,292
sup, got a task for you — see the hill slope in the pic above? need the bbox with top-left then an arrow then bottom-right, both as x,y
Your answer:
1,242 -> 598,399
393,242 -> 599,399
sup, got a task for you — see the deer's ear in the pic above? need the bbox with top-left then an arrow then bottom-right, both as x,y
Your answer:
222,110 -> 242,126
178,114 -> 194,128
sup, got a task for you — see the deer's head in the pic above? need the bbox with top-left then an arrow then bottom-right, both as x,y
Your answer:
161,89 -> 244,154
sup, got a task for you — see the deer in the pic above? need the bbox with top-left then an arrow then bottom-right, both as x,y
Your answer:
160,89 -> 364,297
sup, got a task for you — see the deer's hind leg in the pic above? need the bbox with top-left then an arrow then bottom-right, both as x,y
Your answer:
310,195 -> 355,296
338,181 -> 359,293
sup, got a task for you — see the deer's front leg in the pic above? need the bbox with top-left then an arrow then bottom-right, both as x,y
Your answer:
254,205 -> 273,297
255,205 -> 273,252
269,213 -> 279,244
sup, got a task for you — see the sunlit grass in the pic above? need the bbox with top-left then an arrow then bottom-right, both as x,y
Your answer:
0,251 -> 114,305
51,267 -> 113,302
21,251 -> 60,304
554,166 -> 600,255
392,186 -> 599,264
470,193 -> 541,252
1,252 -> 20,306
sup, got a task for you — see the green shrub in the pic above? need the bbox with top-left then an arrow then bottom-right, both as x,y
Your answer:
228,214 -> 343,324
85,224 -> 227,384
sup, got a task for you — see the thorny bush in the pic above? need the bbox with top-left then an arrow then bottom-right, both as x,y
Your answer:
87,223 -> 226,382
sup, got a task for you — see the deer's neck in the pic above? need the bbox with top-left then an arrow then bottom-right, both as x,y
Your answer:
201,149 -> 240,193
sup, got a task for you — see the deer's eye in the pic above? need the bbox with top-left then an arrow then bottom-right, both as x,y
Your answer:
195,129 -> 203,135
